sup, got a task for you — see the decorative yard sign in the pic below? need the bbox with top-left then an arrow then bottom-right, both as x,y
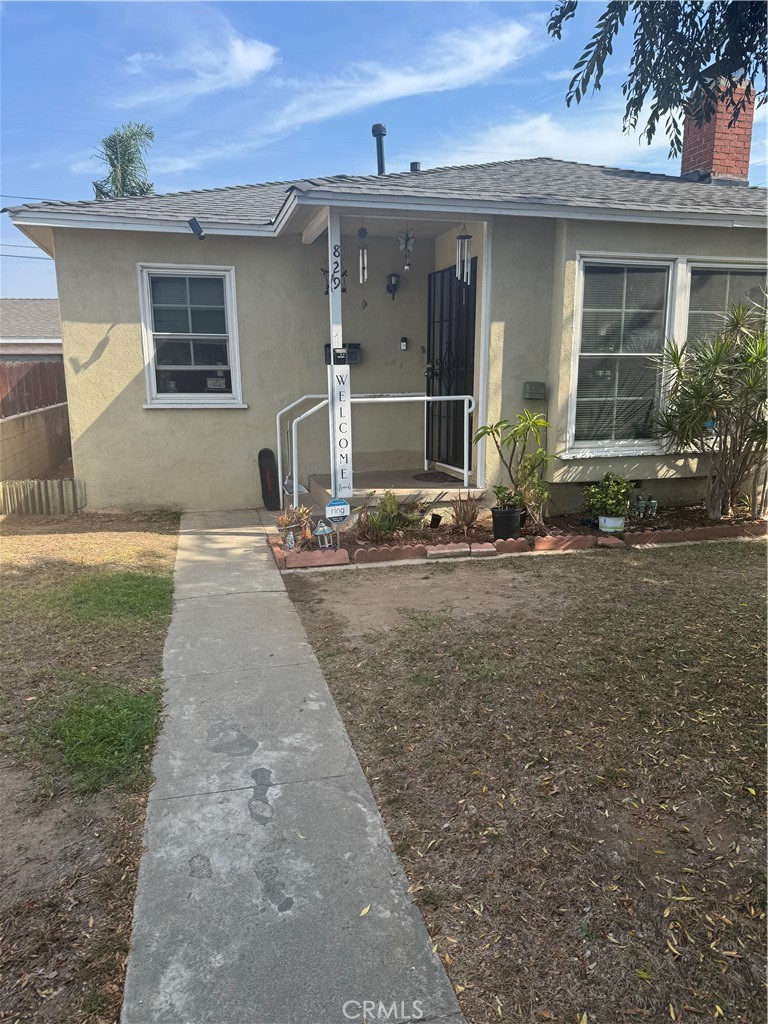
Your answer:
325,498 -> 351,524
327,211 -> 354,499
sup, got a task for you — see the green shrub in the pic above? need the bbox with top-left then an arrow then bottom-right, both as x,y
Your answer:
581,473 -> 636,518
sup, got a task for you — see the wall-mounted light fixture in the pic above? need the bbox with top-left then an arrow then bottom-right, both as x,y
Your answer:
187,217 -> 206,240
386,272 -> 401,301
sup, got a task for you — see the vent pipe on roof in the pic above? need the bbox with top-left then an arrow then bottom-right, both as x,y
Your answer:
410,161 -> 421,173
372,123 -> 387,175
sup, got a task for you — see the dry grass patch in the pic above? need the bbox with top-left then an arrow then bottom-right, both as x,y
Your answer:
288,542 -> 767,1024
0,511 -> 178,1023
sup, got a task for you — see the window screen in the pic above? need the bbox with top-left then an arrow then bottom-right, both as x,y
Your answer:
149,275 -> 231,395
687,268 -> 767,342
574,265 -> 669,443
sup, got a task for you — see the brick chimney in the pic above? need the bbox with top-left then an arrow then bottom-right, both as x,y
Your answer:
681,79 -> 754,184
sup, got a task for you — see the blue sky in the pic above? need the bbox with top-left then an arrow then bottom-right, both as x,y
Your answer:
2,1 -> 765,298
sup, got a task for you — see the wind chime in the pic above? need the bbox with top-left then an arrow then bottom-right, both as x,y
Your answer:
455,224 -> 473,285
357,224 -> 368,284
398,224 -> 416,272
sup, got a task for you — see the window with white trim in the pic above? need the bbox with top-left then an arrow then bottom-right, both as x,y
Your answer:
574,263 -> 669,443
140,266 -> 243,407
687,267 -> 767,341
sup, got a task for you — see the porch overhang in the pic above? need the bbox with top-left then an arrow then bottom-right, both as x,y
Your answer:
280,187 -> 766,233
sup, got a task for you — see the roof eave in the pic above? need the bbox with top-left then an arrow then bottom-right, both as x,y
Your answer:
6,210 -> 280,237
292,189 -> 767,230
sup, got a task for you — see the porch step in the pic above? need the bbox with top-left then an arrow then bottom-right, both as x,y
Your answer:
307,470 -> 484,512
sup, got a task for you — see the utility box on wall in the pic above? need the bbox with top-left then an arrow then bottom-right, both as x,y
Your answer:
523,381 -> 546,401
324,343 -> 362,365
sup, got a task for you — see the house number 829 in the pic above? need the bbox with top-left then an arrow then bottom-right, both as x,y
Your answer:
330,243 -> 342,291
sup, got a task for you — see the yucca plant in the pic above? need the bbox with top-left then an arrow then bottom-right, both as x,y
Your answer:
450,491 -> 480,534
655,300 -> 767,520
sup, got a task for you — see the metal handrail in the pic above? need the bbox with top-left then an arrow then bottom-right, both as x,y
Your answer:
275,392 -> 425,508
277,392 -> 476,510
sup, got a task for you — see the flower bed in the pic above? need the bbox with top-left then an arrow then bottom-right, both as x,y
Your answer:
269,518 -> 766,570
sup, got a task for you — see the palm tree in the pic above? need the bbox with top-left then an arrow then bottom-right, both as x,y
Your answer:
92,122 -> 155,199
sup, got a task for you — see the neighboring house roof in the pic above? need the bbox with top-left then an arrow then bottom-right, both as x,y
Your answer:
0,298 -> 61,339
5,158 -> 766,234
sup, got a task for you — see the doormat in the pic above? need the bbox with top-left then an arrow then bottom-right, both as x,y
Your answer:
413,471 -> 461,483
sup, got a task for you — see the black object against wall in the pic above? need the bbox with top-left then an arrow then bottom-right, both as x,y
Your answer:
258,448 -> 281,511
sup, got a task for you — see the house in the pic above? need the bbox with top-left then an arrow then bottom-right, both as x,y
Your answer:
0,298 -> 62,361
4,95 -> 766,513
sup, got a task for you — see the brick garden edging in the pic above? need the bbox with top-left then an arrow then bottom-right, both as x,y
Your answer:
271,520 -> 767,570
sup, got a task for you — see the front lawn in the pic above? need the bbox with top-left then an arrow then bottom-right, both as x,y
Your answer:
0,512 -> 178,1023
287,541 -> 766,1024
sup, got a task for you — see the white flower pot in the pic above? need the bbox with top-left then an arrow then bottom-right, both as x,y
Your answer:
598,515 -> 625,533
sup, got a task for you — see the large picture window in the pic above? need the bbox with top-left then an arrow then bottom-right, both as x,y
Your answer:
139,266 -> 243,408
573,263 -> 669,443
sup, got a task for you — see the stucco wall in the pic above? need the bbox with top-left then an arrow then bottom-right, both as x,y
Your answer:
0,402 -> 71,480
53,227 -> 433,510
484,216 -> 766,510
483,217 -> 556,491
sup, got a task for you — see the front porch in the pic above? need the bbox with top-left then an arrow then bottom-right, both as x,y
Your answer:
307,468 -> 485,509
277,205 -> 491,510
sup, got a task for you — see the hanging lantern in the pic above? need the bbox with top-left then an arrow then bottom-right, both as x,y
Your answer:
313,519 -> 335,550
358,225 -> 368,284
455,225 -> 473,285
398,226 -> 416,272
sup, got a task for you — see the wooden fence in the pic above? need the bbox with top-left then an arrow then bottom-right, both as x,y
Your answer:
0,361 -> 67,418
0,478 -> 85,515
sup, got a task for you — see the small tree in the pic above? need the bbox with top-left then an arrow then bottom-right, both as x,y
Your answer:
474,410 -> 553,532
92,122 -> 155,199
656,303 -> 767,520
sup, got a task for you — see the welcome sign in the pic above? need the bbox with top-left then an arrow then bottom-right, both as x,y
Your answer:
331,362 -> 353,498
326,217 -> 354,500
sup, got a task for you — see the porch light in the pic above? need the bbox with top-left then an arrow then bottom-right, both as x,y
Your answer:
455,225 -> 472,284
386,272 -> 401,300
313,519 -> 334,550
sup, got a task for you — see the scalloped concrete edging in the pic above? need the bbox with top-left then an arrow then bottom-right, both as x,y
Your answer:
271,520 -> 767,570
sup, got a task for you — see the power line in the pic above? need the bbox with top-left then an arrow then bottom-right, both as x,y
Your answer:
0,253 -> 53,260
0,243 -> 40,249
1,193 -> 59,201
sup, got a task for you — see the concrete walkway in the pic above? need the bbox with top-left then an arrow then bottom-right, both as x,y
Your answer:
121,511 -> 463,1024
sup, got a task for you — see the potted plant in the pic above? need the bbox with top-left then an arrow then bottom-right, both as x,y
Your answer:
474,411 -> 552,539
581,473 -> 636,533
490,484 -> 525,540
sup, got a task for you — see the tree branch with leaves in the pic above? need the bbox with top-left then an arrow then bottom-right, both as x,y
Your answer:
547,1 -> 767,155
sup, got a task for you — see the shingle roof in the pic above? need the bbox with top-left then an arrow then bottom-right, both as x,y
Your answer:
5,158 -> 766,226
6,180 -> 294,226
0,298 -> 61,339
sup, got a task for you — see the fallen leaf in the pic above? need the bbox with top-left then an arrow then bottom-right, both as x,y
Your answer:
359,905 -> 371,917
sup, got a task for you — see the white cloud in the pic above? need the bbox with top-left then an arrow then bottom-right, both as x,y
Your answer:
119,26 -> 276,108
113,19 -> 533,178
266,21 -> 532,135
542,69 -> 575,82
419,108 -> 674,174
